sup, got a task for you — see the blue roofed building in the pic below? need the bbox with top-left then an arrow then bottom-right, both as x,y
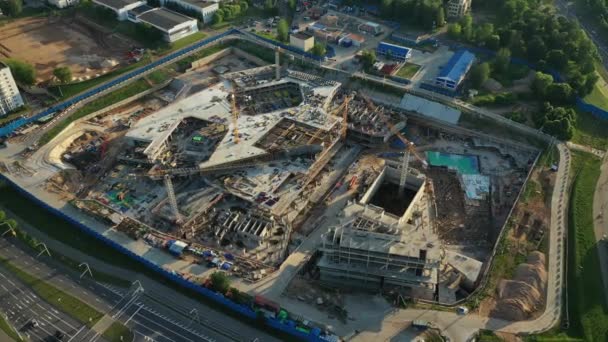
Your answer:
376,42 -> 411,62
435,49 -> 475,90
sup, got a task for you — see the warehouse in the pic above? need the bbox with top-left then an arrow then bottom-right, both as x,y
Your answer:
92,0 -> 147,20
160,0 -> 218,23
376,42 -> 412,62
435,49 -> 475,90
137,8 -> 199,42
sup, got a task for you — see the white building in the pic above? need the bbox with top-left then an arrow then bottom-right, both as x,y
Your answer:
137,8 -> 199,42
447,0 -> 471,18
0,62 -> 25,116
161,0 -> 218,23
47,0 -> 79,8
92,0 -> 147,20
289,32 -> 315,52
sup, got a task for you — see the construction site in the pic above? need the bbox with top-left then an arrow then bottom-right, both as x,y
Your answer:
31,44 -> 540,309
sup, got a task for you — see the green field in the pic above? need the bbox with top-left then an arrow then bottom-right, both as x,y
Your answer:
567,152 -> 608,341
395,62 -> 421,79
103,322 -> 134,342
40,79 -> 151,145
571,109 -> 608,150
583,80 -> 608,111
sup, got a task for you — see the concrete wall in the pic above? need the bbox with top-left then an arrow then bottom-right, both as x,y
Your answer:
360,166 -> 386,205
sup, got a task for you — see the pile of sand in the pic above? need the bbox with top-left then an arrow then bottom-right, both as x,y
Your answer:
492,252 -> 547,321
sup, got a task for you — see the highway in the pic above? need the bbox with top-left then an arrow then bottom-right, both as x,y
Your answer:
0,214 -> 280,342
0,238 -> 257,342
0,265 -> 94,342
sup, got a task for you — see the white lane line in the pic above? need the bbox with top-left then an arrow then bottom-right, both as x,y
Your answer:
125,304 -> 144,325
132,313 -> 194,342
67,325 -> 86,342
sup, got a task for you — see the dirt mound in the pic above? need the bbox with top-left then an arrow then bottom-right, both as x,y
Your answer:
491,252 -> 547,321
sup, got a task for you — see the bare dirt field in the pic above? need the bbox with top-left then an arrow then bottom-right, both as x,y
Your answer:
0,16 -> 133,83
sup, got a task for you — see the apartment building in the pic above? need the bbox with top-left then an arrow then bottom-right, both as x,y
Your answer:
0,62 -> 25,116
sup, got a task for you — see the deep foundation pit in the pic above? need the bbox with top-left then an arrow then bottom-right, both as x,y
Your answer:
368,182 -> 418,217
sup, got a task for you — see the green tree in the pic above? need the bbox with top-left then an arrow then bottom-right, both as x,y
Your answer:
0,0 -> 22,16
277,19 -> 289,42
436,7 -> 445,27
4,59 -> 36,85
288,0 -> 296,12
53,67 -> 72,84
361,50 -> 376,69
212,11 -> 223,24
547,49 -> 568,70
210,272 -> 230,293
0,210 -> 6,222
546,83 -> 574,105
493,48 -> 511,75
460,14 -> 473,41
447,23 -> 462,39
312,43 -> 326,57
532,72 -> 554,97
469,62 -> 491,88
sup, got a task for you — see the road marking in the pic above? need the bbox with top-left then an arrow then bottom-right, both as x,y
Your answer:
125,304 -> 144,325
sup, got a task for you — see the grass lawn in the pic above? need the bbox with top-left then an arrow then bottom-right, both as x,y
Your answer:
0,315 -> 23,342
0,256 -> 103,325
395,62 -> 421,79
40,79 -> 151,145
103,322 -> 134,342
566,151 -> 608,342
571,109 -> 608,150
583,78 -> 608,111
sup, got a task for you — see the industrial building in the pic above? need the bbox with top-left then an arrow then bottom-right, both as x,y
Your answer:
435,49 -> 475,90
48,0 -> 79,8
376,42 -> 412,62
92,0 -> 148,20
358,21 -> 382,35
159,0 -> 219,23
0,62 -> 24,116
290,32 -> 315,52
136,8 -> 199,42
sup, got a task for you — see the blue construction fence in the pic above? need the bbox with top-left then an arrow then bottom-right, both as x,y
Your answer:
389,33 -> 437,48
0,174 -> 334,342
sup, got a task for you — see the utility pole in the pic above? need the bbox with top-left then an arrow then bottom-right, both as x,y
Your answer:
35,242 -> 51,257
78,262 -> 93,279
187,308 -> 200,327
1,223 -> 16,237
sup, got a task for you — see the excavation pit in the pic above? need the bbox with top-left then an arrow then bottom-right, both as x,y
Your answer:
368,182 -> 418,217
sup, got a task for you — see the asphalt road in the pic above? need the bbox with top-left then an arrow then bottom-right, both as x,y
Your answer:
0,239 -> 248,342
0,264 -> 98,342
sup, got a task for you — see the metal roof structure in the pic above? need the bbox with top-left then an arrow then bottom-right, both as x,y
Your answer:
437,49 -> 475,82
376,42 -> 411,61
137,8 -> 195,31
93,0 -> 140,10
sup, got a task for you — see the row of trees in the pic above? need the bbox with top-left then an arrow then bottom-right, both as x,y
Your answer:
448,0 -> 599,98
212,0 -> 249,25
378,0 -> 445,30
4,59 -> 36,86
0,0 -> 22,17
